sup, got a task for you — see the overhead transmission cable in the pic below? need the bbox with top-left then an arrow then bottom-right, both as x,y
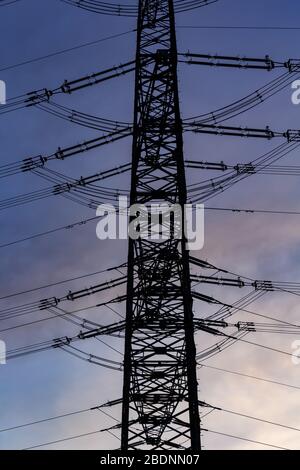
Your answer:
202,429 -> 290,450
1,397 -> 299,444
0,60 -> 136,116
178,25 -> 300,31
60,0 -> 219,16
0,30 -> 135,73
0,0 -> 20,5
198,363 -> 300,391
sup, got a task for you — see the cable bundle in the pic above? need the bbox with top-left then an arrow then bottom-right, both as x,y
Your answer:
60,0 -> 219,17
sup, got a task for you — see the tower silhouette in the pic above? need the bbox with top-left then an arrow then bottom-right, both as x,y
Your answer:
121,0 -> 201,451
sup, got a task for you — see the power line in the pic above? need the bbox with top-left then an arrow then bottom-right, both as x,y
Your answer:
0,305 -> 97,334
197,329 -> 295,362
0,407 -> 92,434
0,60 -> 135,116
0,0 -> 21,6
0,299 -> 126,335
3,252 -> 300,341
179,25 -> 300,31
198,363 -> 300,391
0,401 -> 118,434
0,215 -> 99,250
206,207 -> 300,216
60,0 -> 219,17
0,163 -> 130,212
23,425 -> 289,450
24,426 -> 120,450
2,0 -> 299,452
4,13 -> 268,87
199,291 -> 300,329
0,263 -> 126,301
7,336 -> 123,370
189,142 -> 300,204
200,399 -> 300,433
0,202 -> 298,257
186,71 -> 300,124
219,407 -> 300,434
0,275 -> 128,325
0,287 -> 294,338
0,129 -> 131,180
0,30 -> 135,73
3,395 -> 299,450
203,429 -> 290,450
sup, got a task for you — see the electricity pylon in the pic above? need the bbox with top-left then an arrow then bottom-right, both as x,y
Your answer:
121,0 -> 201,451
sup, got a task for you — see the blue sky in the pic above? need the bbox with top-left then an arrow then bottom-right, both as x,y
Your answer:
1,0 -> 300,450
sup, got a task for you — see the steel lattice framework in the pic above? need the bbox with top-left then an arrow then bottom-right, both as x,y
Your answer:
121,0 -> 201,451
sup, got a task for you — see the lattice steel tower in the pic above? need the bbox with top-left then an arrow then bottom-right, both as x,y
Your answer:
121,0 -> 201,451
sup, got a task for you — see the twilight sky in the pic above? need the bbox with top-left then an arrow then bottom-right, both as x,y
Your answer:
1,0 -> 300,450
